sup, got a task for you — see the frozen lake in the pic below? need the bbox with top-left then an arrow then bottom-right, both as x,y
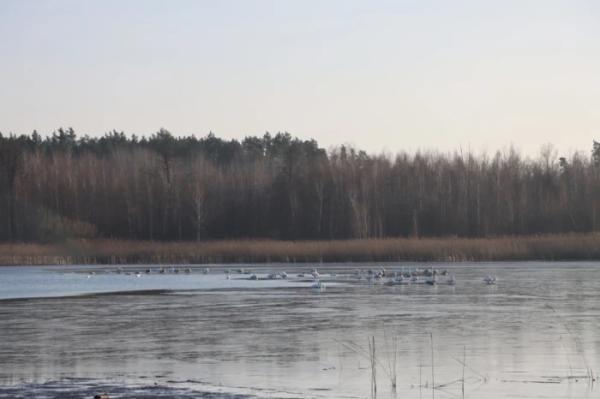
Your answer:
1,262 -> 599,398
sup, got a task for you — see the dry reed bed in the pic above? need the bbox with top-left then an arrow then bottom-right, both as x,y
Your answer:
1,234 -> 600,265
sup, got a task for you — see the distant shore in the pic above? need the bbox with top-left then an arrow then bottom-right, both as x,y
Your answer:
1,234 -> 600,266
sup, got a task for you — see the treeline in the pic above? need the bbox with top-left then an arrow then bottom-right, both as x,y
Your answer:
1,128 -> 600,242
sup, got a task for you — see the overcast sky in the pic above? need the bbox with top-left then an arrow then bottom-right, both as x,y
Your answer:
1,0 -> 599,156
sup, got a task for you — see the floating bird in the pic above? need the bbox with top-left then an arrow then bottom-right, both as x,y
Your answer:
483,275 -> 497,285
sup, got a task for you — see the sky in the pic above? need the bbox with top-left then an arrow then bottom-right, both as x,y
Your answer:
1,0 -> 599,156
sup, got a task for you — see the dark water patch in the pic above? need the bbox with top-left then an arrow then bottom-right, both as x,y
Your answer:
0,289 -> 173,303
0,379 -> 257,399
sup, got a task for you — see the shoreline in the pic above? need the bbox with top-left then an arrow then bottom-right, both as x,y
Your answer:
1,233 -> 600,266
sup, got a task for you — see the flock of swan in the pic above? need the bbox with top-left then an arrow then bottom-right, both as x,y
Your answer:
87,266 -> 498,288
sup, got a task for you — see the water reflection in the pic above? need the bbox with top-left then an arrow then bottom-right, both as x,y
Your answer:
0,262 -> 599,398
